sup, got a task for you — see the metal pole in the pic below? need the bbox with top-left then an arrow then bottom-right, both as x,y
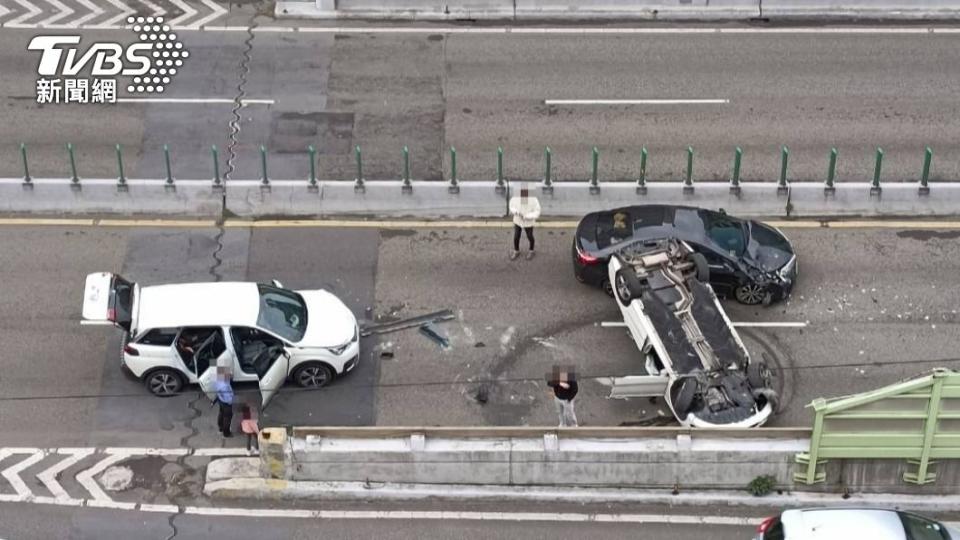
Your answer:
401,146 -> 412,194
731,147 -> 742,187
20,143 -> 31,184
684,146 -> 694,188
163,144 -> 174,185
638,146 -> 647,188
920,146 -> 932,192
496,146 -> 504,188
871,147 -> 884,192
116,144 -> 126,186
591,146 -> 599,187
779,145 -> 789,188
354,145 -> 364,190
67,143 -> 79,184
260,145 -> 269,186
308,145 -> 317,187
212,145 -> 221,187
826,147 -> 838,189
449,146 -> 458,187
544,146 -> 553,188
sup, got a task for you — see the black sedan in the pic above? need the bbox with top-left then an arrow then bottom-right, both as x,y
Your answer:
573,205 -> 797,305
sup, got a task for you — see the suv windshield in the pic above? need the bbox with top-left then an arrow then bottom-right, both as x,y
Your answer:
256,284 -> 308,342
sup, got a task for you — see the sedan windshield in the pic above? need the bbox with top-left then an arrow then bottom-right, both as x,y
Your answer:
256,284 -> 308,342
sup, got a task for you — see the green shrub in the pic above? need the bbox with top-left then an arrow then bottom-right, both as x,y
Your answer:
747,474 -> 777,497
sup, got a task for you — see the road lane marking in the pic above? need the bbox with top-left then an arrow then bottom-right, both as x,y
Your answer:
190,0 -> 227,29
76,453 -> 129,504
4,0 -> 42,27
544,99 -> 729,105
600,321 -> 807,328
115,98 -> 275,105
1,451 -> 46,498
37,448 -> 95,500
99,0 -> 133,27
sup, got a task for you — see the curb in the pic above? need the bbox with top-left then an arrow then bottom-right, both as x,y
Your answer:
203,464 -> 960,513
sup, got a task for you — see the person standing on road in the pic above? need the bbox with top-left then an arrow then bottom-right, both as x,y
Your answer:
240,403 -> 260,454
508,183 -> 541,260
214,367 -> 235,438
547,367 -> 579,427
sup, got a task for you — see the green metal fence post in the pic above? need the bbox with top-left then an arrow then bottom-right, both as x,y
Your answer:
825,147 -> 838,194
589,146 -> 600,194
307,145 -> 317,190
211,145 -> 222,188
730,147 -> 742,195
683,146 -> 694,194
905,375 -> 945,485
354,145 -> 364,192
258,145 -> 269,187
919,146 -> 932,195
401,146 -> 412,194
495,146 -> 505,194
163,144 -> 174,188
67,143 -> 80,187
20,143 -> 32,186
448,146 -> 459,193
542,146 -> 553,193
116,144 -> 127,190
871,147 -> 884,195
778,145 -> 790,194
636,146 -> 647,194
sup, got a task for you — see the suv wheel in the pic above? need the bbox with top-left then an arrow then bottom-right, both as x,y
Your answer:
735,283 -> 767,305
144,369 -> 183,397
293,362 -> 334,388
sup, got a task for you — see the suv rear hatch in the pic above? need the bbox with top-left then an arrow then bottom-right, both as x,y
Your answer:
82,272 -> 138,332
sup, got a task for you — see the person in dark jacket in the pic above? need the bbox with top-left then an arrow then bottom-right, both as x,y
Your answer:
547,367 -> 579,427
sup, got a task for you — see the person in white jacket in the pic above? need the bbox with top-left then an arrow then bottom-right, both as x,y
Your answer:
508,184 -> 541,260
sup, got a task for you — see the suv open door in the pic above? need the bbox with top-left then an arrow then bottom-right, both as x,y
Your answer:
82,272 -> 139,332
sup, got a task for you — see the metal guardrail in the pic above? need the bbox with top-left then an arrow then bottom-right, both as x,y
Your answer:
795,369 -> 960,486
14,142 -> 940,194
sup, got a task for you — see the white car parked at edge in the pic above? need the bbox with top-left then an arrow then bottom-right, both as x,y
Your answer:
82,272 -> 360,407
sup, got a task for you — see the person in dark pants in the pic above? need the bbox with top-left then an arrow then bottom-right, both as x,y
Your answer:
214,366 -> 234,437
547,366 -> 579,427
508,183 -> 541,260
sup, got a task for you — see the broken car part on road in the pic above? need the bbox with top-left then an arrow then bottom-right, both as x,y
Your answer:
360,310 -> 455,337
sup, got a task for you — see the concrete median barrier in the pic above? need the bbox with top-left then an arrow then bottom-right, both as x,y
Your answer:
513,0 -> 760,20
761,0 -> 960,19
2,178 -> 959,219
0,179 -> 223,217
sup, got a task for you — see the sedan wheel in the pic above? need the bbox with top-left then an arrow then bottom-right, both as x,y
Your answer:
145,370 -> 183,397
735,283 -> 767,305
294,363 -> 333,388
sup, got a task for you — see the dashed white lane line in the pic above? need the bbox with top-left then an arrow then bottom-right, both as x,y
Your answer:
544,99 -> 729,105
115,97 -> 275,105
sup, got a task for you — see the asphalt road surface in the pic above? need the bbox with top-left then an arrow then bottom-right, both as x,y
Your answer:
0,221 -> 958,451
2,23 -> 960,183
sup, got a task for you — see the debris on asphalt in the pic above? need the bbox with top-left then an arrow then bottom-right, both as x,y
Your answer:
474,342 -> 485,348
418,321 -> 450,349
360,309 -> 455,337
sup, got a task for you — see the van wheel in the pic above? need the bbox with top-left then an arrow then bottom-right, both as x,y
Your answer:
144,369 -> 184,397
293,362 -> 334,388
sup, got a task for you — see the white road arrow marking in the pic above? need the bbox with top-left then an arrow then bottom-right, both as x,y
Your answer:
5,0 -> 43,27
37,0 -> 75,27
71,0 -> 105,27
2,450 -> 46,499
76,453 -> 131,506
138,0 -> 166,18
189,0 -> 226,29
38,448 -> 95,500
167,0 -> 196,26
98,0 -> 135,27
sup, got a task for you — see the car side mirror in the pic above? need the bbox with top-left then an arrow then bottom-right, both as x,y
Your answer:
271,279 -> 284,288
281,349 -> 291,360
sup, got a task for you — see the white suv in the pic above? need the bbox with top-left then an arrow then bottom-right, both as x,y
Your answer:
82,272 -> 360,407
